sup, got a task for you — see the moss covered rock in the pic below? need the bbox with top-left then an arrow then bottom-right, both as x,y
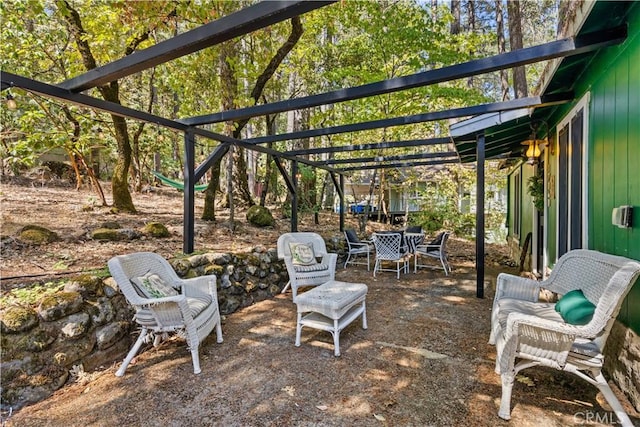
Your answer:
1,306 -> 39,334
64,275 -> 104,298
246,205 -> 275,227
19,225 -> 59,244
141,222 -> 170,238
91,228 -> 122,241
37,291 -> 83,322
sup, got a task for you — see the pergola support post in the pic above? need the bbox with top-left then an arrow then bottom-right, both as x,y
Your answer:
476,133 -> 485,298
339,174 -> 345,232
291,160 -> 298,232
183,129 -> 196,254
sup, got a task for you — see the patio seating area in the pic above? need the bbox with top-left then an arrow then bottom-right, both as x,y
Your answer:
8,259 -> 640,427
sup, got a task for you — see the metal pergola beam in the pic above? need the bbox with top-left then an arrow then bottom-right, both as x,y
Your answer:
183,25 -> 626,126
284,137 -> 453,156
245,93 -> 573,145
2,71 -> 192,132
337,158 -> 460,172
59,1 -> 334,92
0,72 -> 343,182
317,151 -> 459,165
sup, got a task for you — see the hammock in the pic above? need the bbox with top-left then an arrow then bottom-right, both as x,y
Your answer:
152,171 -> 209,192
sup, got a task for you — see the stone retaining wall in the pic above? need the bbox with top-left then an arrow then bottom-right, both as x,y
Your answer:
604,321 -> 640,412
1,245 -> 298,411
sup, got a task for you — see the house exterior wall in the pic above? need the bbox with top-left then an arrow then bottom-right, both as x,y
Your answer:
509,2 -> 639,330
505,3 -> 640,410
587,17 -> 640,330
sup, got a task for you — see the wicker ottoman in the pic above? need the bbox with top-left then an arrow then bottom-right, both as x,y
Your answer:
294,280 -> 368,356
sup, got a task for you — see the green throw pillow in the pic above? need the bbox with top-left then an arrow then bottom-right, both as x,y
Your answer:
555,289 -> 596,325
289,242 -> 317,266
131,272 -> 179,299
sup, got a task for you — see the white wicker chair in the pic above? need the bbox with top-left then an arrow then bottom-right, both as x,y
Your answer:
108,252 -> 223,377
414,231 -> 451,275
343,229 -> 373,271
489,249 -> 640,426
371,232 -> 410,279
277,232 -> 338,300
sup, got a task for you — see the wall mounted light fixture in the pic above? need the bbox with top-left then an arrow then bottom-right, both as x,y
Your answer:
521,121 -> 548,165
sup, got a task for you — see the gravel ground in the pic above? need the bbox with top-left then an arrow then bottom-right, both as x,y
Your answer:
1,179 -> 638,426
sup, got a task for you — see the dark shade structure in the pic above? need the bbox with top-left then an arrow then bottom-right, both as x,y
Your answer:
1,0 -> 631,299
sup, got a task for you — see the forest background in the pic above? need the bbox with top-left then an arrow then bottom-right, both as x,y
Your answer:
1,0 -> 567,237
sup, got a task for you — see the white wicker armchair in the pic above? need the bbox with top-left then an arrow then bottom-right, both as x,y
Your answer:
277,232 -> 338,300
108,252 -> 223,376
489,249 -> 640,426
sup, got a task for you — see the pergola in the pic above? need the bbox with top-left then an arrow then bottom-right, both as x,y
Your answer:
0,0 -> 628,298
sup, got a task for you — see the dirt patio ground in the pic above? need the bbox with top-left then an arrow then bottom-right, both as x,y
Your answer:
5,264 -> 640,426
1,180 -> 639,426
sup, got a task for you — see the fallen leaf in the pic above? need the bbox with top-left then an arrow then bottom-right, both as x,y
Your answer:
516,375 -> 535,387
316,405 -> 328,411
281,386 -> 295,396
374,414 -> 386,421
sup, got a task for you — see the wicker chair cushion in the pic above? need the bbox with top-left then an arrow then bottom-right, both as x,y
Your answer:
497,298 -> 562,330
293,262 -> 329,273
186,295 -> 213,318
428,232 -> 445,246
133,294 -> 212,325
555,289 -> 596,325
289,242 -> 317,266
131,272 -> 179,299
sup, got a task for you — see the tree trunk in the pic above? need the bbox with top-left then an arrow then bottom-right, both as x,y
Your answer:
60,0 -> 154,213
496,0 -> 510,101
227,144 -> 235,226
220,40 -> 238,222
201,17 -> 304,219
450,0 -> 461,34
130,72 -> 156,192
260,113 -> 277,207
466,0 -> 476,87
110,114 -> 136,212
507,0 -> 528,98
361,169 -> 378,233
202,161 -> 221,221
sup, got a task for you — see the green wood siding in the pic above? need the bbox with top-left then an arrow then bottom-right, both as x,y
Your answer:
507,165 -> 535,248
520,166 -> 535,245
586,6 -> 640,330
501,3 -> 639,330
546,133 -> 557,265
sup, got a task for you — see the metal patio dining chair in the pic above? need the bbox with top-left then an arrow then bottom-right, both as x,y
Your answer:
371,232 -> 410,279
414,231 -> 451,275
343,228 -> 373,271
